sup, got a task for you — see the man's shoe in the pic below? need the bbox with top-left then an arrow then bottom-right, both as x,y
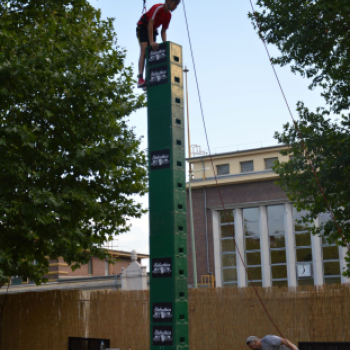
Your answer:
137,77 -> 146,88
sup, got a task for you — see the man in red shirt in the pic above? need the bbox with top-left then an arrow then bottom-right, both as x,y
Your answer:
136,0 -> 180,88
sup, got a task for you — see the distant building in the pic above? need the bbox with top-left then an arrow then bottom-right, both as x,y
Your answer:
5,249 -> 149,293
187,145 -> 350,288
45,249 -> 148,281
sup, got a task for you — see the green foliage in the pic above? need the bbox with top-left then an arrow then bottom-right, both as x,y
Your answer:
250,0 -> 350,113
274,103 -> 350,276
0,0 -> 147,285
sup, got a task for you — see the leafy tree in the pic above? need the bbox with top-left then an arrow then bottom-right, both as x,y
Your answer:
250,0 -> 350,113
274,105 -> 350,277
0,0 -> 147,287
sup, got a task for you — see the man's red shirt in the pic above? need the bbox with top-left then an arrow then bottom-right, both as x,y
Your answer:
137,4 -> 172,30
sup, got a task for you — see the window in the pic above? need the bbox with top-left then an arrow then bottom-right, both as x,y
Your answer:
220,210 -> 237,287
241,161 -> 254,173
10,276 -> 23,285
265,157 -> 278,170
105,261 -> 109,276
319,213 -> 341,284
293,208 -> 314,286
88,259 -> 93,275
268,205 -> 287,287
243,208 -> 262,286
217,164 -> 230,176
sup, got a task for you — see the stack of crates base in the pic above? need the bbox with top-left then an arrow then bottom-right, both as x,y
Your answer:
147,41 -> 189,350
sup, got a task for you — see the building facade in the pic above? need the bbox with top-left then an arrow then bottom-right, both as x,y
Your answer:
44,249 -> 148,281
8,249 -> 149,291
187,145 -> 350,288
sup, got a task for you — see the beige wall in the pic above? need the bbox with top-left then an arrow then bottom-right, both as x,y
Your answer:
1,285 -> 350,350
190,146 -> 289,187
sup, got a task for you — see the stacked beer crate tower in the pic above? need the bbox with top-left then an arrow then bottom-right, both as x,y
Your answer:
147,42 -> 189,350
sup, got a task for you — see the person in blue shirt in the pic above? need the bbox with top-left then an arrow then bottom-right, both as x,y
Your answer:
246,335 -> 298,350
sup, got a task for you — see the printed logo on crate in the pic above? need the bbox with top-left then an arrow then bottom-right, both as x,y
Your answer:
152,302 -> 173,322
148,65 -> 168,86
152,257 -> 172,278
150,149 -> 170,170
152,325 -> 173,346
148,43 -> 168,66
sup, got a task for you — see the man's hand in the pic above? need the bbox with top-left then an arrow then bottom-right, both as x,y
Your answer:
150,41 -> 159,50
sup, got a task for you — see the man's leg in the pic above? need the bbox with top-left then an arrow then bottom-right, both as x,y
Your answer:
138,41 -> 148,78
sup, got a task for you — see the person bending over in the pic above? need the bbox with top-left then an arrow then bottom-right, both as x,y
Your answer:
246,335 -> 299,350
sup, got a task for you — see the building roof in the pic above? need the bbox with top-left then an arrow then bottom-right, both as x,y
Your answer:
186,144 -> 287,161
106,249 -> 149,259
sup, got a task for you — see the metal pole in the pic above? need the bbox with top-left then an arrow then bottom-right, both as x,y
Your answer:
184,66 -> 191,159
184,66 -> 198,288
188,174 -> 197,288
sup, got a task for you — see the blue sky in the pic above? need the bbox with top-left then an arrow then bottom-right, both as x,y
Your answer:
88,0 -> 326,256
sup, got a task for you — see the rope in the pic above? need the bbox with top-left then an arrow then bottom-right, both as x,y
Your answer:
181,0 -> 288,340
142,0 -> 146,14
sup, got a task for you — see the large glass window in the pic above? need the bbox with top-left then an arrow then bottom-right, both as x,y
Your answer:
220,210 -> 237,287
217,205 -> 346,288
243,208 -> 262,286
319,213 -> 341,284
268,205 -> 287,287
293,208 -> 314,286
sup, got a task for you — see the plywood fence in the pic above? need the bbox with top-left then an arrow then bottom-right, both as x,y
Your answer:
1,285 -> 350,350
